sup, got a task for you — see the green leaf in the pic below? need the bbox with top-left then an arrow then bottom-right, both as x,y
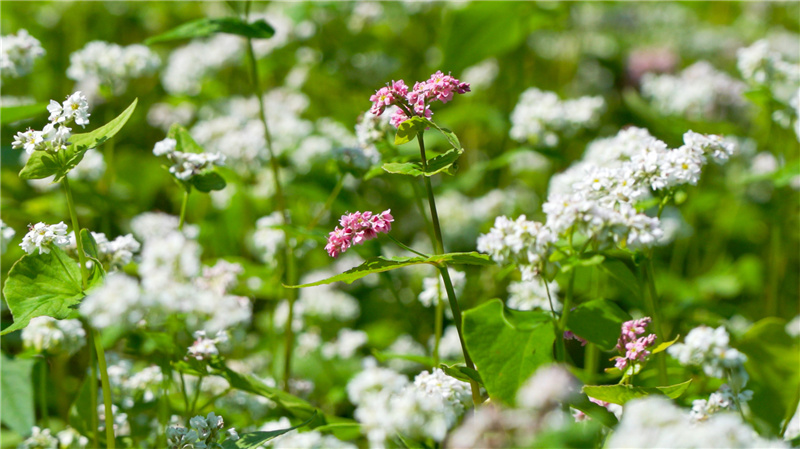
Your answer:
581,379 -> 692,405
169,123 -> 205,154
650,335 -> 680,355
146,17 -> 275,44
285,252 -> 492,288
80,229 -> 99,260
567,394 -> 618,428
1,247 -> 84,335
566,299 -> 631,351
462,299 -> 555,405
191,171 -> 227,192
382,148 -> 464,177
205,361 -> 319,420
394,116 -> 428,145
0,353 -> 35,436
68,372 -> 97,442
221,412 -> 316,449
737,318 -> 800,435
1,103 -> 48,122
427,122 -> 462,151
440,364 -> 484,386
561,254 -> 605,273
18,151 -> 60,180
310,422 -> 361,441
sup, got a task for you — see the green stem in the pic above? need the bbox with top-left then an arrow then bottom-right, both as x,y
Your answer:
190,376 -> 203,417
416,131 -> 481,406
88,331 -> 99,449
643,256 -> 668,385
433,286 -> 444,367
38,357 -> 48,428
179,372 -> 190,413
245,31 -> 297,392
584,343 -> 598,384
178,190 -> 189,231
62,177 -> 88,290
556,269 -> 576,363
307,175 -> 345,230
93,329 -> 115,449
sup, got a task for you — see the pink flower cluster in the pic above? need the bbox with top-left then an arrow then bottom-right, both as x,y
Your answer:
325,210 -> 394,258
369,71 -> 471,128
614,317 -> 657,370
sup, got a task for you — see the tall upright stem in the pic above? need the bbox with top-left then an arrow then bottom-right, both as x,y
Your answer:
245,36 -> 297,390
178,190 -> 189,231
643,256 -> 668,385
556,270 -> 576,362
93,330 -> 115,449
417,132 -> 481,405
62,177 -> 88,290
88,331 -> 99,449
433,286 -> 444,366
38,357 -> 48,428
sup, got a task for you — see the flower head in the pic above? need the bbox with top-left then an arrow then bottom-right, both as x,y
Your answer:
326,209 -> 393,257
368,71 -> 470,127
20,222 -> 70,255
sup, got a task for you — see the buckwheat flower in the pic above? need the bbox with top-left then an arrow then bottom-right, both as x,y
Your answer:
67,231 -> 140,269
325,209 -> 394,257
187,330 -> 229,361
347,359 -> 409,405
22,316 -> 86,356
60,91 -> 91,127
321,328 -> 368,360
20,222 -> 70,255
67,41 -> 160,96
614,317 -> 657,371
79,273 -> 144,330
667,325 -> 748,379
56,427 -> 89,449
517,364 -> 580,410
0,29 -> 45,78
369,71 -> 469,126
166,151 -> 226,181
0,220 -> 15,254
418,268 -> 465,311
507,278 -> 561,312
18,426 -> 58,449
153,137 -> 177,156
12,128 -> 44,154
690,384 -> 752,423
509,87 -> 604,147
162,34 -> 244,96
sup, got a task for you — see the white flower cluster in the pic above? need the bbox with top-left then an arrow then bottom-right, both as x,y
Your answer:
1,219 -> 16,254
253,212 -> 285,266
418,268 -> 465,312
737,39 -> 800,88
18,426 -> 88,449
507,277 -> 561,312
438,189 -> 517,244
477,215 -> 554,280
67,41 -> 160,96
516,365 -> 579,410
66,231 -> 140,269
12,92 -> 90,154
187,330 -> 229,361
79,213 -> 251,333
430,326 -> 465,361
690,384 -> 753,423
667,325 -> 748,379
321,328 -> 368,360
167,412 -> 237,449
460,58 -> 499,91
147,102 -> 196,132
162,34 -> 244,96
104,358 -> 164,410
509,87 -> 605,147
607,397 -> 786,448
152,137 -> 226,182
190,90 -> 312,176
348,363 -> 471,446
260,417 -> 356,449
640,61 -> 747,121
21,316 -> 86,356
0,29 -> 45,78
386,335 -> 427,372
20,222 -> 70,255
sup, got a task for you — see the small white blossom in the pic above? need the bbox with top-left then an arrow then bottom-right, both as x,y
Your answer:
510,87 -> 605,147
0,29 -> 45,78
20,222 -> 70,255
22,316 -> 86,356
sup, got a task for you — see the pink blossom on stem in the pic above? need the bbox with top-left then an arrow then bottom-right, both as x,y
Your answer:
368,71 -> 470,127
614,317 -> 657,371
325,209 -> 394,258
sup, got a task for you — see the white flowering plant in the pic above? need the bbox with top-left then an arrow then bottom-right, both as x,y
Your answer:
2,3 -> 799,449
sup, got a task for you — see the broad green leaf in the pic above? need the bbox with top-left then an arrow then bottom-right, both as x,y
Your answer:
382,148 -> 463,177
68,372 -> 98,442
427,122 -> 462,151
221,412 -> 316,449
737,318 -> 800,435
146,17 -> 275,44
566,299 -> 631,351
310,422 -> 361,441
1,103 -> 48,122
285,252 -> 492,288
1,247 -> 84,335
582,379 -> 692,405
394,116 -> 427,145
560,254 -> 605,273
169,123 -> 205,154
205,361 -> 319,420
80,229 -> 99,260
440,364 -> 483,386
0,353 -> 35,436
20,98 -> 138,182
463,299 -> 555,405
567,394 -> 618,428
191,171 -> 227,192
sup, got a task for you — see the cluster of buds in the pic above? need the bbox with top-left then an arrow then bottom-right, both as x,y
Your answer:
152,137 -> 225,181
614,317 -> 657,371
12,91 -> 90,154
186,330 -> 228,361
369,71 -> 470,127
325,210 -> 394,258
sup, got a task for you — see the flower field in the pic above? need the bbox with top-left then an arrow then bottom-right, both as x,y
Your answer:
1,2 -> 798,448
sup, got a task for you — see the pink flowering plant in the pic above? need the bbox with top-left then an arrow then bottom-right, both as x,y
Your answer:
611,317 -> 659,377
